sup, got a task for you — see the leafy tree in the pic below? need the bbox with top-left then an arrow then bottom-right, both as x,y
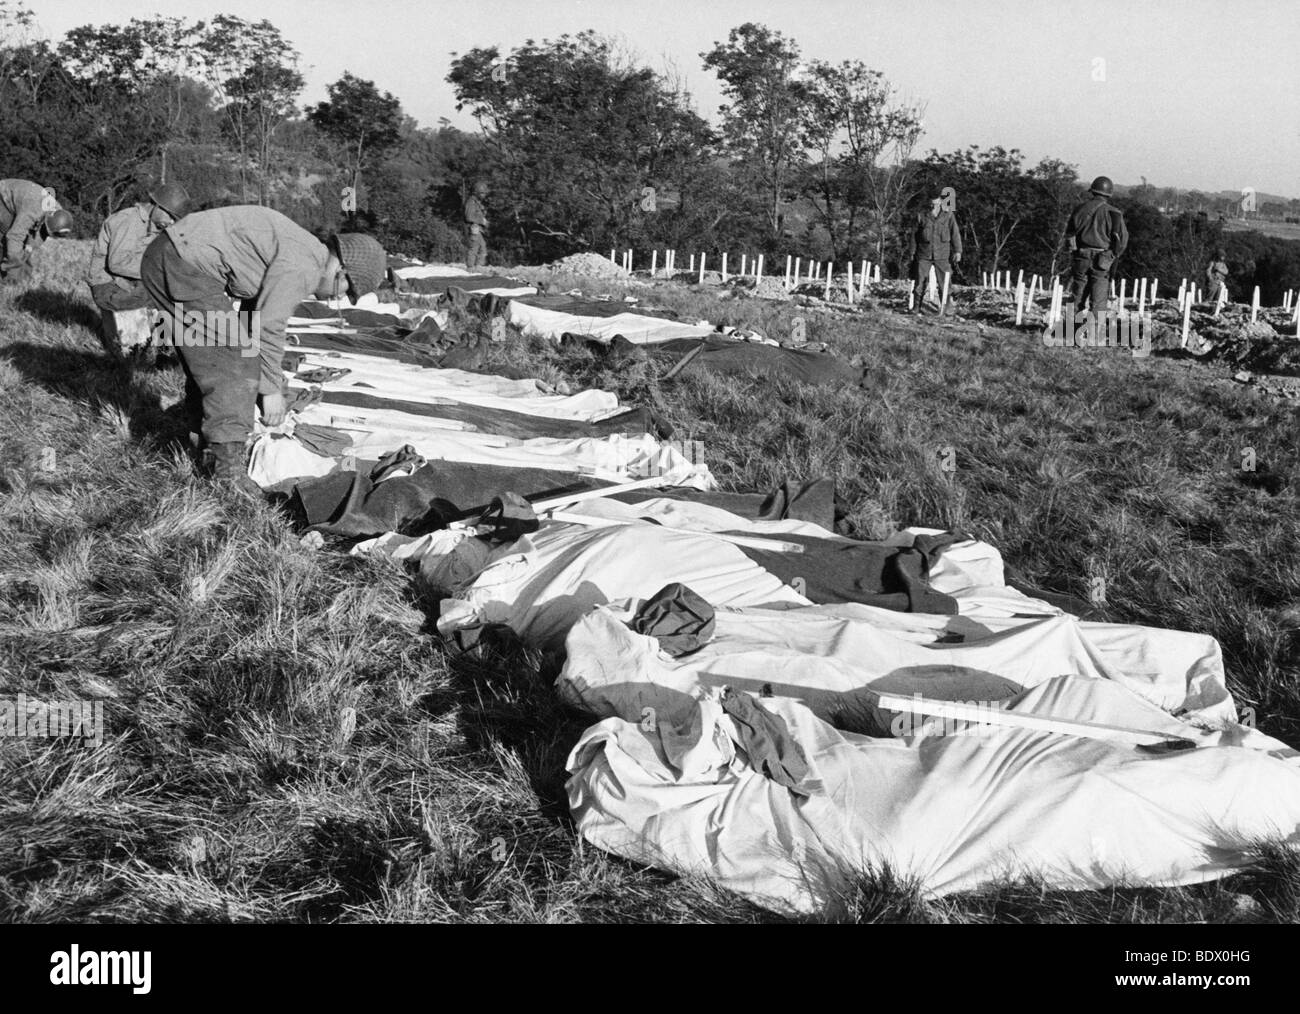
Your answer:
0,6 -> 192,217
702,23 -> 805,240
796,59 -> 923,265
449,32 -> 718,262
307,72 -> 404,213
1026,157 -> 1080,280
1110,199 -> 1171,284
195,15 -> 303,204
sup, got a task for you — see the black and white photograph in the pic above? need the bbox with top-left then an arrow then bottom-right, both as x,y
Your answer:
0,0 -> 1296,985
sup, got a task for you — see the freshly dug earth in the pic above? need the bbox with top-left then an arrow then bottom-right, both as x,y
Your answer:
743,277 -> 793,302
547,252 -> 630,279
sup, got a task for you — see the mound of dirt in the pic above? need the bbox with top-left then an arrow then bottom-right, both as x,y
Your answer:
743,276 -> 793,302
547,252 -> 630,279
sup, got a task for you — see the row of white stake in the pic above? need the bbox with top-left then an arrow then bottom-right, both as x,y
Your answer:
613,249 -> 888,302
611,250 -> 1300,334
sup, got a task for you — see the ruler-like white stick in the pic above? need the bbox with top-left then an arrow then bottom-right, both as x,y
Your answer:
874,692 -> 1197,748
531,475 -> 671,513
546,511 -> 805,553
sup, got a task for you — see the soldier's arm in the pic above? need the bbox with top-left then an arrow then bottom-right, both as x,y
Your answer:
86,219 -> 115,288
1112,211 -> 1129,258
253,267 -> 320,395
3,204 -> 41,267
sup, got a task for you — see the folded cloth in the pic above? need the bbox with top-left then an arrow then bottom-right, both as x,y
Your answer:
370,444 -> 426,484
629,583 -> 716,657
286,387 -> 324,414
472,491 -> 541,543
293,422 -> 351,458
719,688 -> 813,797
298,366 -> 352,384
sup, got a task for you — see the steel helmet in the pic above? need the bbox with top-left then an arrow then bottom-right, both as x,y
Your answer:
331,233 -> 388,303
43,209 -> 73,236
1089,175 -> 1114,197
149,181 -> 192,220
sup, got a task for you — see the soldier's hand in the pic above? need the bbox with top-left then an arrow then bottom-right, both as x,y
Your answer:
90,282 -> 120,311
260,391 -> 286,427
953,252 -> 962,264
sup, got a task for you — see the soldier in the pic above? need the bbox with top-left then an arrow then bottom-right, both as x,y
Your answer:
1067,176 -> 1128,316
140,205 -> 386,492
86,182 -> 192,355
1205,248 -> 1229,304
0,178 -> 73,281
464,180 -> 489,270
910,189 -> 962,313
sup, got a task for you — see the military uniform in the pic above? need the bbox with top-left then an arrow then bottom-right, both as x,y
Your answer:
464,194 -> 488,269
912,208 -> 962,308
141,206 -> 330,448
1205,258 -> 1229,303
0,178 -> 56,278
86,203 -> 159,312
1067,195 -> 1128,313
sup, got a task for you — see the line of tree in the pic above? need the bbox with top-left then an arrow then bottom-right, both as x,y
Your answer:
3,5 -> 1298,300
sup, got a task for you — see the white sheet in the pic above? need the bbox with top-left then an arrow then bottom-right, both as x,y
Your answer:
286,351 -> 619,420
392,264 -> 474,279
248,430 -> 715,491
556,599 -> 1236,734
435,516 -> 1059,646
567,677 -> 1300,915
507,300 -> 716,345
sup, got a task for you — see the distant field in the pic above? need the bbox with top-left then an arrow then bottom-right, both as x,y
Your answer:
1224,218 -> 1300,242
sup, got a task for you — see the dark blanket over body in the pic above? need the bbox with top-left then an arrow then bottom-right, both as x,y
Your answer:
648,336 -> 870,389
400,274 -> 532,295
614,478 -> 842,533
471,292 -> 693,323
291,472 -> 846,540
312,387 -> 657,441
289,461 -> 607,537
291,302 -> 419,326
727,530 -> 970,613
290,463 -> 963,615
288,330 -> 442,366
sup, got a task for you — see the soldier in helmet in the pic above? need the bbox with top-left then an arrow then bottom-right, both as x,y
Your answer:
463,179 -> 489,270
87,181 -> 193,316
1205,248 -> 1229,304
0,178 -> 74,281
1066,175 -> 1128,316
907,188 -> 962,314
140,205 -> 387,493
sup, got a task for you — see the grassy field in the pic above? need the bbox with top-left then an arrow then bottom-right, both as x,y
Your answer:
3,240 -> 1299,923
1223,218 -> 1300,243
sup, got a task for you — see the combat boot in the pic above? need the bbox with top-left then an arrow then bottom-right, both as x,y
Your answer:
207,441 -> 262,497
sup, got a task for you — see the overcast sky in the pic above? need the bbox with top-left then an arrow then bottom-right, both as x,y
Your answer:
29,0 -> 1300,198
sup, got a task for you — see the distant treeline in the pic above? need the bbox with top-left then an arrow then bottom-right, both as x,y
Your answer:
2,7 -> 1296,301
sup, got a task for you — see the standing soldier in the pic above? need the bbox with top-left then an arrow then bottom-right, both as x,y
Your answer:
463,180 -> 489,270
86,182 -> 192,355
910,189 -> 962,314
1066,176 -> 1128,316
1205,248 -> 1229,304
140,206 -> 387,492
0,179 -> 74,282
